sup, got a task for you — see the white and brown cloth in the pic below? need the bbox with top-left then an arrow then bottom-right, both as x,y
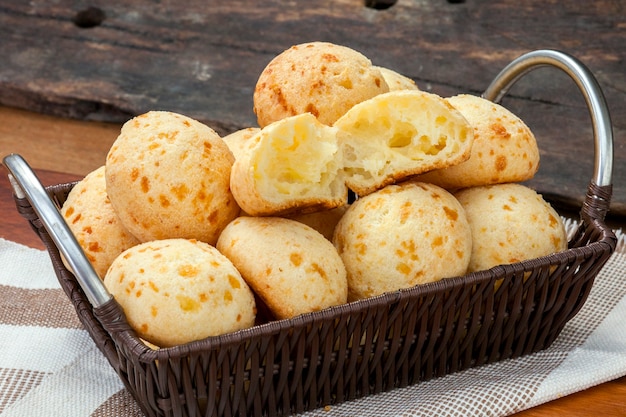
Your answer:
1,224 -> 626,416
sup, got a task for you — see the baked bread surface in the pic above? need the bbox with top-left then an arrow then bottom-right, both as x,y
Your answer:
105,111 -> 240,244
61,166 -> 140,278
216,216 -> 348,320
333,181 -> 472,300
253,41 -> 389,127
104,238 -> 256,347
454,183 -> 568,273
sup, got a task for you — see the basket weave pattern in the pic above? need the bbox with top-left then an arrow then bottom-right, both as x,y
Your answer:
13,181 -> 616,417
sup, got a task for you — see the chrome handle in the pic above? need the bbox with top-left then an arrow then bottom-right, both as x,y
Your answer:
3,154 -> 112,308
482,49 -> 614,189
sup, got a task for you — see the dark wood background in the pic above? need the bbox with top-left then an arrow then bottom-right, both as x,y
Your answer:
0,0 -> 624,217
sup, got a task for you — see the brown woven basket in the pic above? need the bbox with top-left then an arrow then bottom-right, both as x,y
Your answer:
5,50 -> 618,417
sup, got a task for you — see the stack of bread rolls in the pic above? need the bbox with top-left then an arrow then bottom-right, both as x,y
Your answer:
61,41 -> 567,348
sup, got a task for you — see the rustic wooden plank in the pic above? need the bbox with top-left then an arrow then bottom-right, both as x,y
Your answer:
0,0 -> 624,216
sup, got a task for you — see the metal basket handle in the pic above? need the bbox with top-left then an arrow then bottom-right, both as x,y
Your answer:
2,154 -> 112,308
482,49 -> 614,192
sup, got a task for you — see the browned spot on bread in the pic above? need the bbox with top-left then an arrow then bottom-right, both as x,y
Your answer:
400,201 -> 413,224
443,206 -> 458,221
290,252 -> 303,267
308,263 -> 328,280
495,155 -> 507,172
396,262 -> 411,275
177,295 -> 200,312
205,210 -> 219,225
228,275 -> 241,289
491,123 -> 511,139
355,242 -> 367,255
88,241 -> 102,252
159,195 -> 170,208
178,264 -> 200,277
141,176 -> 150,193
305,103 -> 320,117
171,184 -> 188,201
322,53 -> 339,63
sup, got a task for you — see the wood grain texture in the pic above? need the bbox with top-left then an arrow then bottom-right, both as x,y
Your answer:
0,107 -> 120,176
0,0 -> 624,218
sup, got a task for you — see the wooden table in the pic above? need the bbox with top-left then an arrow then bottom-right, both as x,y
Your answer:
1,104 -> 626,415
0,0 -> 625,217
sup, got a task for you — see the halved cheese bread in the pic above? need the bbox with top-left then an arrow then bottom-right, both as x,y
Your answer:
415,94 -> 540,189
230,112 -> 347,216
334,90 -> 474,196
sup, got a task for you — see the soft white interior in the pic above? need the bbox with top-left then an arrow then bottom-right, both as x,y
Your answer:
252,116 -> 344,200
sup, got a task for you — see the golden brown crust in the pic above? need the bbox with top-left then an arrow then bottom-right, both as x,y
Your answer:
454,183 -> 567,273
103,239 -> 256,347
61,166 -> 140,278
105,111 -> 240,245
253,41 -> 389,127
333,181 -> 472,300
216,217 -> 348,319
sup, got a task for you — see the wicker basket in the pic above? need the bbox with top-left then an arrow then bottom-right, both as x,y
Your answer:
4,50 -> 618,417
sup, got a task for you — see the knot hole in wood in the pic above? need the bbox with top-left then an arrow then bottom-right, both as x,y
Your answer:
72,7 -> 106,28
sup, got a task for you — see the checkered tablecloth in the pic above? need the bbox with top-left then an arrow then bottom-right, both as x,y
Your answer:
1,223 -> 625,416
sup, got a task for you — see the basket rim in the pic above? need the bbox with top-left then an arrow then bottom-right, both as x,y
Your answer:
37,179 -> 617,362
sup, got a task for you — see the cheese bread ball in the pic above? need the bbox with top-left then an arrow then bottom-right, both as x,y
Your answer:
374,66 -> 419,91
230,112 -> 347,216
334,90 -> 474,196
454,184 -> 568,273
216,216 -> 348,320
61,166 -> 140,279
253,41 -> 389,127
222,127 -> 260,161
416,94 -> 540,189
104,239 -> 256,347
333,181 -> 472,300
105,111 -> 240,245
